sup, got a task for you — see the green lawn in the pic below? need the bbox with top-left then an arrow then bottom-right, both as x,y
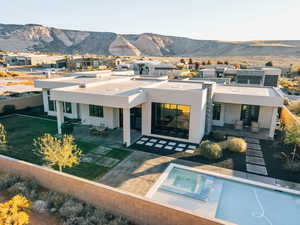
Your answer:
0,114 -> 131,180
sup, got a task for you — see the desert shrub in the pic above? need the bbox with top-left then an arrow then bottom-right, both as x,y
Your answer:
44,191 -> 70,209
7,179 -> 39,200
0,123 -> 7,145
212,131 -> 226,141
2,104 -> 16,114
227,137 -> 247,153
59,199 -> 84,217
199,141 -> 223,159
0,174 -> 21,192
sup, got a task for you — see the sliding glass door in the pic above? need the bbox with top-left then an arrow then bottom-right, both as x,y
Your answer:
151,103 -> 190,139
240,105 -> 260,126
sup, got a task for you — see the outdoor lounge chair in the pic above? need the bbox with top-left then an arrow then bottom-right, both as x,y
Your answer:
234,120 -> 243,130
251,121 -> 259,133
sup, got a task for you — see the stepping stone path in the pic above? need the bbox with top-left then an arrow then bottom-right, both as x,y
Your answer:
245,138 -> 268,176
81,146 -> 120,168
134,136 -> 198,154
246,164 -> 268,176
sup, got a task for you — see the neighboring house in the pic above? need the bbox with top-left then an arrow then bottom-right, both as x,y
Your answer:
236,68 -> 281,87
4,54 -> 64,66
117,60 -> 179,76
35,71 -> 284,146
56,57 -> 104,70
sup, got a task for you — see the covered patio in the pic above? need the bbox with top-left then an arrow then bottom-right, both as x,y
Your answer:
212,124 -> 271,140
73,125 -> 141,147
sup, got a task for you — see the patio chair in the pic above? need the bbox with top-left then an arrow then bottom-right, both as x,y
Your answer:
234,120 -> 243,130
251,121 -> 259,133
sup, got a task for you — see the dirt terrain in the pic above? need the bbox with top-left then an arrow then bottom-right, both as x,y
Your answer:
0,191 -> 62,225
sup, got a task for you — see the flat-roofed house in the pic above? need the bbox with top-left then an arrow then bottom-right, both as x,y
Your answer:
35,70 -> 284,146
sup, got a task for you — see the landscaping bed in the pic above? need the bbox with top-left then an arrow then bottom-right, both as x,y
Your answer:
0,114 -> 131,180
0,173 -> 137,225
261,137 -> 300,183
131,135 -> 246,172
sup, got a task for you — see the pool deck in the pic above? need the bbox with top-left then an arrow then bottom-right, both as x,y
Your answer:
99,151 -> 300,196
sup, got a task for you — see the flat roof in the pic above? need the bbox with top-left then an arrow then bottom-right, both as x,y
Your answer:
153,81 -> 203,91
38,74 -> 126,85
215,85 -> 278,97
67,79 -> 161,96
0,85 -> 41,94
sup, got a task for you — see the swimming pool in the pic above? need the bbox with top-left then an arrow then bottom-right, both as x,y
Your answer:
146,164 -> 300,225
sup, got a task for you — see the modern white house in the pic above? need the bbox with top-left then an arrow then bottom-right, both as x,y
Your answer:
35,70 -> 284,147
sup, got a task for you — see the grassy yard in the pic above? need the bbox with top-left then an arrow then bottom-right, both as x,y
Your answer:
0,114 -> 131,180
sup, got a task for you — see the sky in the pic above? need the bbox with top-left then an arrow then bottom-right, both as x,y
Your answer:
1,0 -> 300,41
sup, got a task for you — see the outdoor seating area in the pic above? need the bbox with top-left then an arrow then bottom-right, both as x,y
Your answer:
234,120 -> 260,133
213,124 -> 270,140
73,124 -> 141,147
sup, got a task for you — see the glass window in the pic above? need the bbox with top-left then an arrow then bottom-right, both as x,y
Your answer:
89,105 -> 103,117
47,90 -> 56,112
63,102 -> 72,114
151,103 -> 190,139
213,103 -> 221,120
240,105 -> 260,125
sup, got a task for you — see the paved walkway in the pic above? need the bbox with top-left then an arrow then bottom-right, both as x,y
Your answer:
99,151 -> 300,196
245,137 -> 268,176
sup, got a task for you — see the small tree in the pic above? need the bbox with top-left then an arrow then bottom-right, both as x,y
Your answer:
180,58 -> 186,64
188,58 -> 193,64
195,62 -> 200,70
207,60 -> 212,65
0,123 -> 7,145
284,124 -> 300,161
202,61 -> 206,66
34,133 -> 82,172
265,61 -> 273,67
0,195 -> 31,225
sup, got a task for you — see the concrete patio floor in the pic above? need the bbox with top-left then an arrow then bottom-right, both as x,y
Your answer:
73,125 -> 141,147
99,151 -> 300,196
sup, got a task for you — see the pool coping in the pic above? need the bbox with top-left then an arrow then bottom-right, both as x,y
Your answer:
146,163 -> 300,198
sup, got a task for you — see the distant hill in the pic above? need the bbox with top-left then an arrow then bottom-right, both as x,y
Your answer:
1,23 -> 300,57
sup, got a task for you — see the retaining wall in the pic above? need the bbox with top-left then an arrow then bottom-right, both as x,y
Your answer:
0,155 -> 232,225
0,94 -> 43,113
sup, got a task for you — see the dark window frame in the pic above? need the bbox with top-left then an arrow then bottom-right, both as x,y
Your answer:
213,103 -> 221,120
89,105 -> 104,118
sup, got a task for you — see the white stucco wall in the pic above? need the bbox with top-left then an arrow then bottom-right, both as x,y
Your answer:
224,103 -> 241,124
79,104 -> 119,129
142,88 -> 207,143
42,88 -> 79,119
220,103 -> 276,130
258,106 -> 275,129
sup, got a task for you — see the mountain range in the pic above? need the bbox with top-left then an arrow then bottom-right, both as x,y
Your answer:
1,23 -> 300,57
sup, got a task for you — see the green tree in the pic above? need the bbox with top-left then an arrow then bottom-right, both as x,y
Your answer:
202,61 -> 206,66
207,60 -> 212,65
284,124 -> 300,161
195,62 -> 200,70
265,61 -> 273,67
0,123 -> 7,145
34,134 -> 82,172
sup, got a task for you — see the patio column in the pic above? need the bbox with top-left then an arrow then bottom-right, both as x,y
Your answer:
269,107 -> 278,138
56,101 -> 64,134
123,108 -> 131,147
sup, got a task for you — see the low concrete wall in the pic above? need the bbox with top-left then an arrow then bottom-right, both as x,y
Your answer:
0,94 -> 43,113
0,155 -> 232,225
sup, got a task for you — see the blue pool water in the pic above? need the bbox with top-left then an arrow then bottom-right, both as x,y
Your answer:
153,166 -> 300,225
